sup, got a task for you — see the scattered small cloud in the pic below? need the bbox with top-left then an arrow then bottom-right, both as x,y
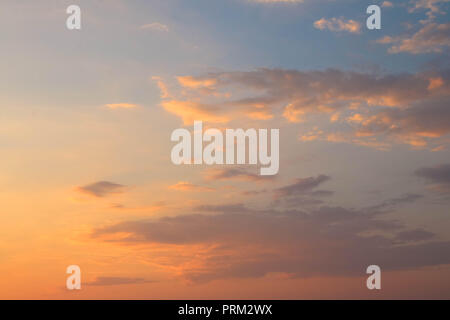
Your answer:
169,181 -> 215,192
408,0 -> 450,22
314,17 -> 361,34
378,23 -> 450,54
76,181 -> 126,198
105,103 -> 138,109
140,22 -> 169,32
274,175 -> 331,198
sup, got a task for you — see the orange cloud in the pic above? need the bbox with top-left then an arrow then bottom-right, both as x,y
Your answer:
314,17 -> 361,34
162,100 -> 230,125
169,181 -> 215,192
105,103 -> 138,109
177,76 -> 217,89
152,76 -> 170,98
378,23 -> 450,54
160,68 -> 450,149
428,77 -> 444,90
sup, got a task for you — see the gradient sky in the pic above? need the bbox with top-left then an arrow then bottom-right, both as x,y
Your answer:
0,0 -> 450,299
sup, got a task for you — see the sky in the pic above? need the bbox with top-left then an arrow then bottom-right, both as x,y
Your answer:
0,0 -> 450,299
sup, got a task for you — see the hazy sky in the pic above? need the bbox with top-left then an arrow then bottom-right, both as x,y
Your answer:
0,0 -> 449,299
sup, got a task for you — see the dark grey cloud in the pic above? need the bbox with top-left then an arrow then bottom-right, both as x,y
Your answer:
278,197 -> 325,207
416,163 -> 450,184
309,190 -> 334,197
242,189 -> 268,196
372,193 -> 424,211
91,199 -> 448,283
415,163 -> 450,193
76,181 -> 125,197
85,277 -> 153,286
274,175 -> 331,198
195,203 -> 249,214
395,229 -> 435,243
204,167 -> 275,182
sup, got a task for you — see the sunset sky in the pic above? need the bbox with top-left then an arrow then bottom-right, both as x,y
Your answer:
1,0 -> 450,299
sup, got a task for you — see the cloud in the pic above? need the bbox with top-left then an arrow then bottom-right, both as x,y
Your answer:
250,0 -> 304,3
382,1 -> 394,7
173,68 -> 449,118
85,277 -> 154,286
395,228 -> 435,243
415,163 -> 450,192
204,167 -> 275,182
161,100 -> 230,125
159,68 -> 450,148
105,103 -> 138,109
110,201 -> 167,213
91,201 -> 450,283
169,181 -> 215,192
379,193 -> 423,207
140,22 -> 169,32
152,76 -> 170,98
271,175 -> 333,207
352,98 -> 450,147
274,175 -> 331,197
314,17 -> 361,34
196,203 -> 250,214
76,181 -> 126,198
177,76 -> 217,89
378,23 -> 450,54
409,0 -> 450,22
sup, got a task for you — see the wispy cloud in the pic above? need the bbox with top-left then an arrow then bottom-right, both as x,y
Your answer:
85,277 -> 154,286
408,0 -> 450,22
314,17 -> 361,34
204,167 -> 275,182
140,22 -> 169,32
395,228 -> 435,243
274,175 -> 331,198
161,100 -> 231,125
76,181 -> 126,198
169,181 -> 215,192
152,76 -> 170,98
378,23 -> 450,54
105,103 -> 138,109
249,0 -> 304,3
416,163 -> 450,193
